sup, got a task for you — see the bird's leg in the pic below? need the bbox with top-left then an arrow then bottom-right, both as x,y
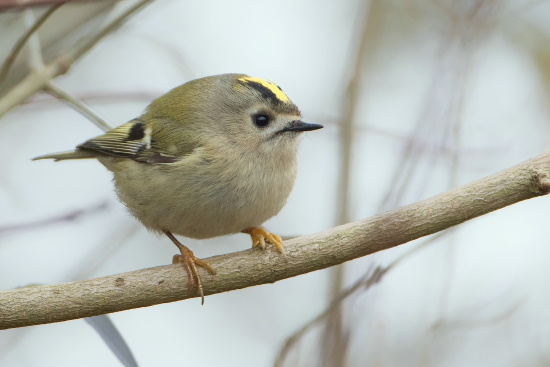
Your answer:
241,227 -> 285,256
163,230 -> 215,305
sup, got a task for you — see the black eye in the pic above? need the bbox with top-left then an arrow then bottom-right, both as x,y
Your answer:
253,114 -> 270,128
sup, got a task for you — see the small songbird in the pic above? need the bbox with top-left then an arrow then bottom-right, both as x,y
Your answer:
34,74 -> 323,302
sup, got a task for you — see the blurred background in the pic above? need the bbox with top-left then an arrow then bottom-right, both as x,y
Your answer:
2,0 -> 550,366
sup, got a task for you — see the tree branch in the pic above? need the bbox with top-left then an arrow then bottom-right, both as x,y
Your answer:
2,152 -> 550,330
0,0 -> 154,118
0,3 -> 63,85
45,82 -> 112,131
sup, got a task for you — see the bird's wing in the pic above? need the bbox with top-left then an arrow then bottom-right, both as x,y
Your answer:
78,118 -> 190,164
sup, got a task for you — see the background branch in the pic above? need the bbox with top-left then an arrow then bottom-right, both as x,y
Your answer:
0,2 -> 62,84
0,0 -> 153,118
2,152 -> 550,330
45,82 -> 112,131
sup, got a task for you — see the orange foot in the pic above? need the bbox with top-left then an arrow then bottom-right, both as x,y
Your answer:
242,227 -> 285,256
164,231 -> 215,305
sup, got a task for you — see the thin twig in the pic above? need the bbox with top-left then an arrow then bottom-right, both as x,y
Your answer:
274,229 -> 453,367
69,0 -> 154,62
23,8 -> 45,69
45,82 -> 112,131
67,221 -> 141,281
17,90 -> 158,108
0,0 -> 87,10
0,202 -> 108,237
0,3 -> 64,86
275,265 -> 384,367
0,0 -> 154,118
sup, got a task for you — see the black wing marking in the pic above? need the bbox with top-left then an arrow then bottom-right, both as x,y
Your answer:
78,119 -> 150,159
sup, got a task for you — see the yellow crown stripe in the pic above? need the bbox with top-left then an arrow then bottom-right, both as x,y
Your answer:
238,76 -> 290,103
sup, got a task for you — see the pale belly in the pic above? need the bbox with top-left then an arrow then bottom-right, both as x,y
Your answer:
104,151 -> 297,239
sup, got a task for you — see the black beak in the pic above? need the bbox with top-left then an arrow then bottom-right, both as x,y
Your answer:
281,121 -> 324,133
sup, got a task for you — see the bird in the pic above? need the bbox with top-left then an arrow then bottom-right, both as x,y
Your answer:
34,73 -> 323,303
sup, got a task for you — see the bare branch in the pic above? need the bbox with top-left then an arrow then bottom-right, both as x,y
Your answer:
0,201 -> 108,237
0,0 -> 154,118
275,229 -> 453,367
2,152 -> 550,330
45,82 -> 112,131
0,0 -> 108,11
0,3 -> 63,85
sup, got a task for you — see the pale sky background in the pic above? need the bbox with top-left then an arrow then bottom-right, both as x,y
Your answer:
2,0 -> 550,366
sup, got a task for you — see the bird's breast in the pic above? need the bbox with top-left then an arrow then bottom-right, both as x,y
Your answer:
111,148 -> 298,239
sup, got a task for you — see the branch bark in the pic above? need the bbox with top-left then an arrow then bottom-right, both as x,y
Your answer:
2,152 -> 550,330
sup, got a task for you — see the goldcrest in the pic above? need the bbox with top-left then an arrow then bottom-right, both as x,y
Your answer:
34,73 -> 323,302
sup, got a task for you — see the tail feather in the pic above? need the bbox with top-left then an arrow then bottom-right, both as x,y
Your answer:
33,150 -> 97,162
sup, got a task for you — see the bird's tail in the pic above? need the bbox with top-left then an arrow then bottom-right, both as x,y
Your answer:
32,150 -> 97,162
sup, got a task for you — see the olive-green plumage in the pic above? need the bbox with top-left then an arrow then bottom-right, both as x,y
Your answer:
35,73 -> 322,241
